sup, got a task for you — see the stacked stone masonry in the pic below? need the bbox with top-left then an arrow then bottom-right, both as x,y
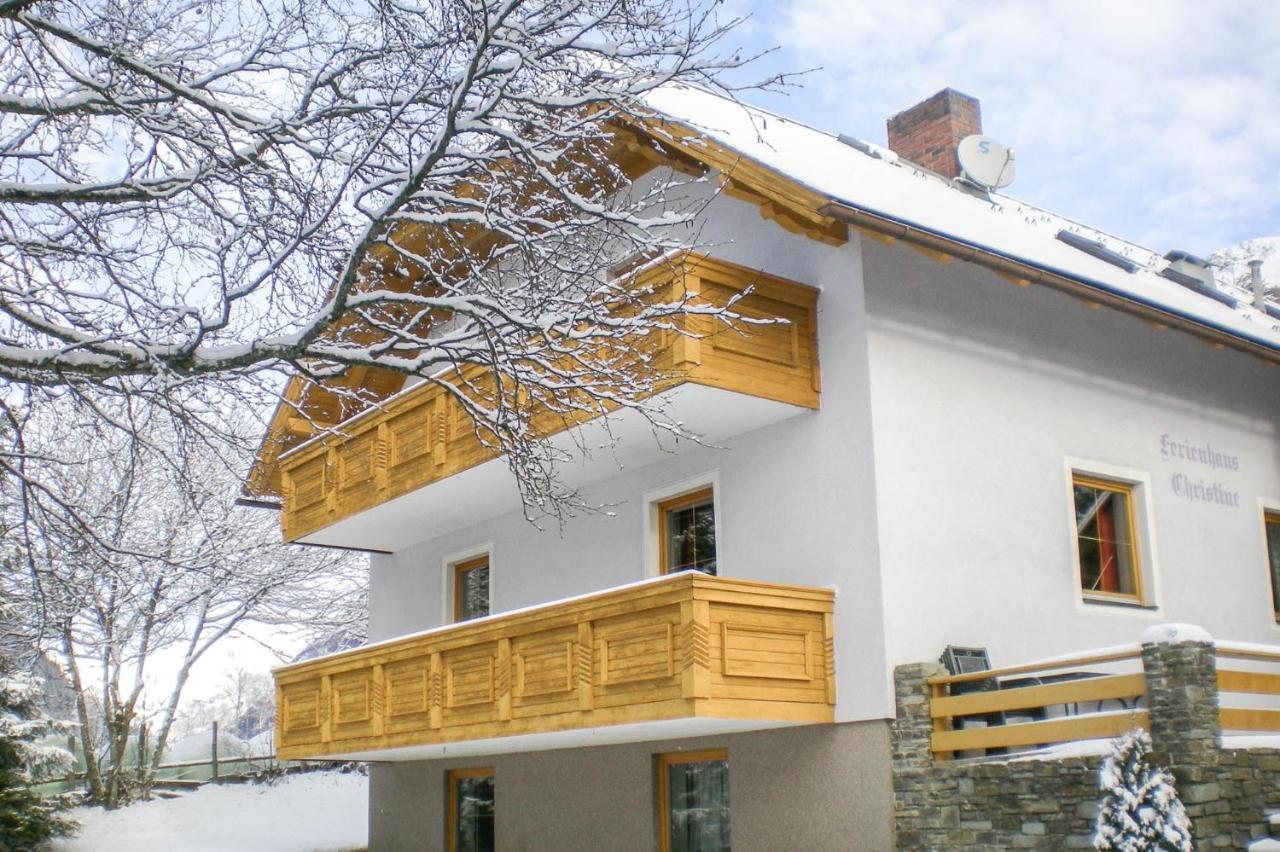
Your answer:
892,642 -> 1280,850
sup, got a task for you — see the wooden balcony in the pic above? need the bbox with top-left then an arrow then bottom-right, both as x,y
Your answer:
276,253 -> 820,546
273,572 -> 835,761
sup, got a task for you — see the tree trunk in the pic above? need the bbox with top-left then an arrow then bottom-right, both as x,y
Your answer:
61,631 -> 104,803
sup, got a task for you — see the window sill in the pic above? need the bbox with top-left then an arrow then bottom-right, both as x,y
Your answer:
1082,594 -> 1157,611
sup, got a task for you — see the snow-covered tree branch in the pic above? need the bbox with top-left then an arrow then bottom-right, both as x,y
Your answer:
1,0 -> 776,520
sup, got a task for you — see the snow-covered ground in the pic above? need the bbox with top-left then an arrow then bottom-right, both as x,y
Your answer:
50,770 -> 368,852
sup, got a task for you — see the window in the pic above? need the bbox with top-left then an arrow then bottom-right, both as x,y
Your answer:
453,555 -> 490,622
658,488 -> 717,575
1072,474 -> 1142,602
1267,511 -> 1280,621
447,768 -> 494,852
658,750 -> 730,852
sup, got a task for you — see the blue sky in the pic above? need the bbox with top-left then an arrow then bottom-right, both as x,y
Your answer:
717,0 -> 1279,258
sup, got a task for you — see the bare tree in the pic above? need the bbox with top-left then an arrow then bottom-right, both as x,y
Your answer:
1,0 -> 773,523
0,399 -> 364,807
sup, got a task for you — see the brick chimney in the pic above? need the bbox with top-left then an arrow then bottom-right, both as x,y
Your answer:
886,89 -> 982,179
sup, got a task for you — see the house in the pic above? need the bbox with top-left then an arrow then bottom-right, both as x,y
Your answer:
253,87 -> 1280,850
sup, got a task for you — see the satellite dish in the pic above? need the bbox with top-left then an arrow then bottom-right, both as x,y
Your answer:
957,135 -> 1016,191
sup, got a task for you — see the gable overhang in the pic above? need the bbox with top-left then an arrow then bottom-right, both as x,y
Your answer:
249,102 -> 1279,513
246,118 -> 713,504
633,111 -> 1279,368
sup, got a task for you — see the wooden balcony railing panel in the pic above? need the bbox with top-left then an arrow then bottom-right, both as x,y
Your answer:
273,573 -> 835,760
277,254 -> 820,542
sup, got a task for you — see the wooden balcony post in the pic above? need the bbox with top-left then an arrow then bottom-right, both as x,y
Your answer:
429,651 -> 443,729
274,683 -> 284,753
432,402 -> 447,468
371,663 -> 385,737
320,674 -> 333,744
324,448 -> 339,515
823,612 -> 837,705
577,621 -> 595,712
671,272 -> 702,370
497,638 -> 513,721
375,423 -> 390,500
280,471 -> 294,540
679,596 -> 712,700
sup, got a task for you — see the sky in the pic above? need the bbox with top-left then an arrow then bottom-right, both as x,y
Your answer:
719,0 -> 1280,259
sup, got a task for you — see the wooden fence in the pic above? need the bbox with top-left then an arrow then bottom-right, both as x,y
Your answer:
928,646 -> 1147,759
1216,642 -> 1280,734
928,640 -> 1280,759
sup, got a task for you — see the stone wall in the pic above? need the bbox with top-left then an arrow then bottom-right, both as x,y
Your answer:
892,638 -> 1280,850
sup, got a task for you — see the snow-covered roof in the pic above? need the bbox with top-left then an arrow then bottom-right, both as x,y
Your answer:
641,85 -> 1280,355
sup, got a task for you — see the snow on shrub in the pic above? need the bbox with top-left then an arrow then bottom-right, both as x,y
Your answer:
1093,729 -> 1193,851
1,663 -> 76,846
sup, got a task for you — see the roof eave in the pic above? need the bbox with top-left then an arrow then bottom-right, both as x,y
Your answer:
817,200 -> 1280,366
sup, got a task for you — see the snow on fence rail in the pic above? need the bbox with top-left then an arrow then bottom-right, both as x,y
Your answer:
927,646 -> 1146,759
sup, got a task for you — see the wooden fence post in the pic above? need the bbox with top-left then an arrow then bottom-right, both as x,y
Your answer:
211,721 -> 219,784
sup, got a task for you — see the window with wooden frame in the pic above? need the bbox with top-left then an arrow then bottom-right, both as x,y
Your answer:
447,767 -> 494,852
453,555 -> 490,623
658,487 -> 717,575
1266,510 -> 1280,621
1072,473 -> 1143,603
657,750 -> 730,852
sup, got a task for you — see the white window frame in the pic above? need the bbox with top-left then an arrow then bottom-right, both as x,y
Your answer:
1063,458 -> 1161,617
441,542 -> 495,625
642,471 -> 722,579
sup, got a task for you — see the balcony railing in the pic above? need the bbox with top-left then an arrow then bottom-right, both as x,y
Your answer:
274,572 -> 835,760
276,253 -> 820,542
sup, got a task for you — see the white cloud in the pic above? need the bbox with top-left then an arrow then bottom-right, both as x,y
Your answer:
744,0 -> 1280,255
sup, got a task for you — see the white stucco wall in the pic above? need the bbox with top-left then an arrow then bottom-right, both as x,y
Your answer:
364,177 -> 1280,721
862,239 -> 1280,670
368,189 -> 895,721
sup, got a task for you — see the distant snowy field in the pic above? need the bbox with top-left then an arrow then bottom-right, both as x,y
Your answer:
50,770 -> 368,852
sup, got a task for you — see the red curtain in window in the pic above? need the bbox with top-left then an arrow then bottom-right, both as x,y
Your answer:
1097,499 -> 1119,593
